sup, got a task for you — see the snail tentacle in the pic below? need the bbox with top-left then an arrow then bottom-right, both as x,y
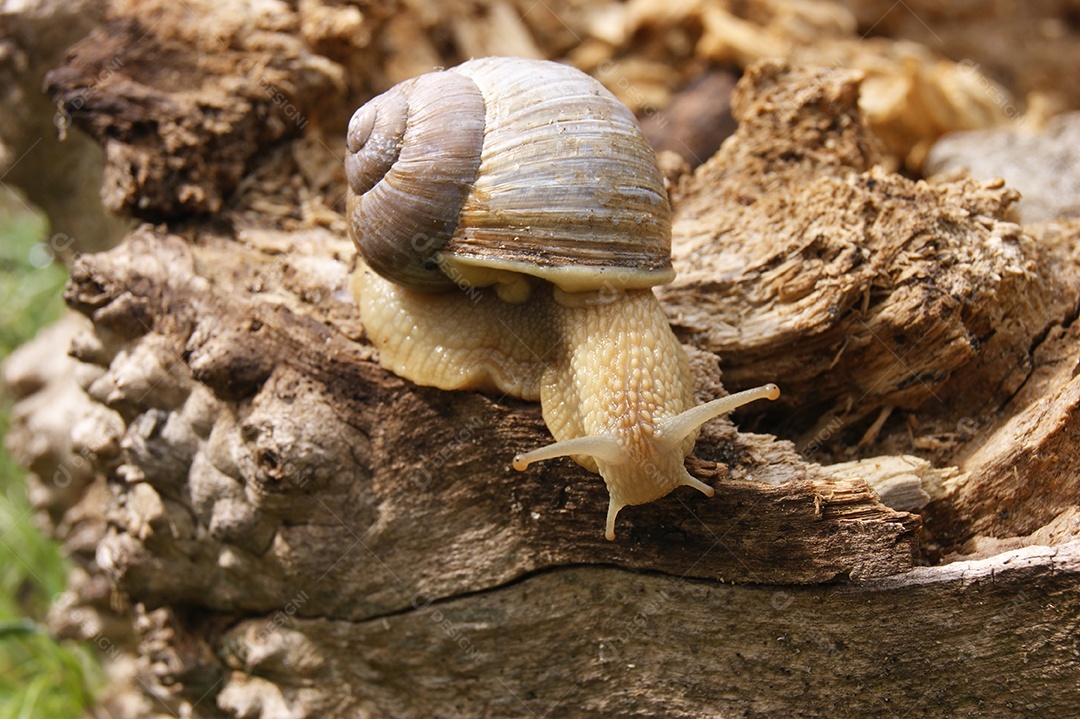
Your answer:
656,384 -> 781,448
512,434 -> 624,471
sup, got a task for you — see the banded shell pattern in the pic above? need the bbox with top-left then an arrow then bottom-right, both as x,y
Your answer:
345,56 -> 674,295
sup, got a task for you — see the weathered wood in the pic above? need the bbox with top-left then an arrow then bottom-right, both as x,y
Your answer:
660,63 -> 1073,441
54,225 -> 918,622
204,541 -> 1080,718
838,0 -> 1080,115
4,2 -> 1080,718
0,0 -> 127,255
639,69 -> 739,167
61,538 -> 1078,718
44,8 -> 348,220
926,113 -> 1080,223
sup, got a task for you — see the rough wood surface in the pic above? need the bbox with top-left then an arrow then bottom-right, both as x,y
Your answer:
837,0 -> 1080,117
4,2 -> 1080,718
50,540 -> 1075,719
0,0 -> 128,255
926,112 -> 1080,223
55,224 -> 918,617
659,63 -> 1079,441
44,11 -> 346,220
209,541 -> 1080,718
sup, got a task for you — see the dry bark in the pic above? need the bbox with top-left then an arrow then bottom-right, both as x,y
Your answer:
660,63 -> 1075,441
837,0 -> 1080,116
4,2 -> 1080,718
213,543 -> 1080,718
0,0 -> 128,255
53,224 -> 917,610
926,112 -> 1080,223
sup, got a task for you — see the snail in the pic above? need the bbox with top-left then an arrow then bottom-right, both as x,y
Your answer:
347,56 -> 779,540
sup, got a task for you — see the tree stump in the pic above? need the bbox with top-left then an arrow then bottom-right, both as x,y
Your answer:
4,1 -> 1080,717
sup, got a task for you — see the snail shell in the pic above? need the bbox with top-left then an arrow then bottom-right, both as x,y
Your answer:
347,57 -> 781,540
346,56 -> 674,295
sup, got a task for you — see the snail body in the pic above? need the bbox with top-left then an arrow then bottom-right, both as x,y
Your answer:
349,57 -> 779,540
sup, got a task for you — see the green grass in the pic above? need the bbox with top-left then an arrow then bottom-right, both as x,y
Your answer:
0,192 -> 104,718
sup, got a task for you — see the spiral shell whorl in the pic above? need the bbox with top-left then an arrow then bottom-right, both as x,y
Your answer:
346,57 -> 674,295
347,72 -> 485,291
345,87 -> 406,196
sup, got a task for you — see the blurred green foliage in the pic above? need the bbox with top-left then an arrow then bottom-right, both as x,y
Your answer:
0,192 -> 103,718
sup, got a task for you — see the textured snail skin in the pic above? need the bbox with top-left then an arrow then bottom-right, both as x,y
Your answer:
348,57 -> 780,539
356,267 -> 779,540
